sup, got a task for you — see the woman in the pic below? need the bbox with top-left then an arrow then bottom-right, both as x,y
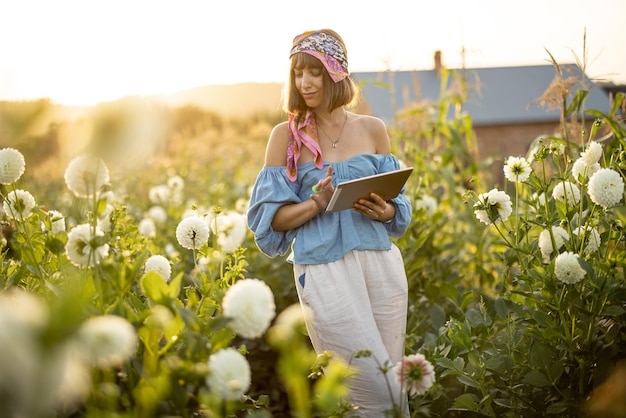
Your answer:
247,29 -> 412,417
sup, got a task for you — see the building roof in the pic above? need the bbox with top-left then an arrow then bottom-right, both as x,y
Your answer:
352,64 -> 611,126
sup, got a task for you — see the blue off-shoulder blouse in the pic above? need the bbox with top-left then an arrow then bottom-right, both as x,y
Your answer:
247,153 -> 412,264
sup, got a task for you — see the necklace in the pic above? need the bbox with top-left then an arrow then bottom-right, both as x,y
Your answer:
317,110 -> 348,148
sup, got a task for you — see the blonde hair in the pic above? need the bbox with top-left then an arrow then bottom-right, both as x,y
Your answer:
283,29 -> 358,118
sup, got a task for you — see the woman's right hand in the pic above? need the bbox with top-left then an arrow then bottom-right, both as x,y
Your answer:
310,165 -> 334,212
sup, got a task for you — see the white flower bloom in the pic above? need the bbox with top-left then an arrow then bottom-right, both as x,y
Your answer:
138,217 -> 157,238
394,353 -> 436,396
503,156 -> 532,183
165,243 -> 180,259
573,226 -> 601,255
214,211 -> 247,253
552,181 -> 581,206
0,147 -> 26,184
222,278 -> 276,339
0,289 -> 92,414
267,303 -> 313,344
206,348 -> 251,401
554,251 -> 586,284
415,195 -> 437,217
148,206 -> 167,224
65,224 -> 109,267
167,174 -> 184,191
0,289 -> 47,416
145,255 -> 172,282
48,343 -> 92,410
44,210 -> 66,234
148,184 -> 170,204
572,158 -> 601,183
473,188 -> 512,225
538,226 -> 570,263
175,216 -> 209,249
3,189 -> 36,220
235,198 -> 249,213
580,141 -> 602,166
64,155 -> 110,198
76,315 -> 137,368
0,287 -> 49,329
588,168 -> 624,209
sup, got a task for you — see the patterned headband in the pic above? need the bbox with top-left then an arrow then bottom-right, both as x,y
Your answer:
290,31 -> 349,83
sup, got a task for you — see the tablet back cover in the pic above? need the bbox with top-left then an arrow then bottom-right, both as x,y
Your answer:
325,167 -> 413,213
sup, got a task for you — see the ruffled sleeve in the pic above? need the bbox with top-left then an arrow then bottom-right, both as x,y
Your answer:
247,166 -> 301,258
378,155 -> 412,238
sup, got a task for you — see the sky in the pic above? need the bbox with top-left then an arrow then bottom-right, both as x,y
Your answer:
1,0 -> 624,106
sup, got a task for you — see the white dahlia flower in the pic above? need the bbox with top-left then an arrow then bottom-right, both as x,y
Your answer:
580,141 -> 602,166
64,155 -> 110,198
45,210 -> 66,234
573,226 -> 601,255
65,224 -> 109,267
206,348 -> 251,401
415,195 -> 437,217
588,168 -> 624,209
138,217 -> 157,238
572,157 -> 600,183
473,188 -> 513,225
2,189 -> 36,220
503,156 -> 532,183
76,315 -> 137,368
554,251 -> 586,284
0,147 -> 26,184
222,278 -> 276,339
214,211 -> 247,253
175,216 -> 209,250
144,255 -> 172,282
148,184 -> 170,204
147,206 -> 167,224
552,181 -> 581,206
538,226 -> 570,263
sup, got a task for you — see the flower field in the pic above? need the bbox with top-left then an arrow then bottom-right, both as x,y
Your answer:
1,62 -> 626,417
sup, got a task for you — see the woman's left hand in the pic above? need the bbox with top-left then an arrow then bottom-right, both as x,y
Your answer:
354,193 -> 392,222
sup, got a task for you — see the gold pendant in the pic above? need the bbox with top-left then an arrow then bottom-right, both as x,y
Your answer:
332,142 -> 338,148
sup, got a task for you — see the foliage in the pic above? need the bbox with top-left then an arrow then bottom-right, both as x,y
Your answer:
395,62 -> 626,417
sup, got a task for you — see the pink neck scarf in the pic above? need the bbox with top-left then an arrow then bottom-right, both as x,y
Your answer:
286,110 -> 324,181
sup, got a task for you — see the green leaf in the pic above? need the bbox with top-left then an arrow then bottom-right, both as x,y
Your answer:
564,89 -> 588,118
435,357 -> 455,369
167,273 -> 183,298
532,309 -> 554,328
140,271 -> 170,304
466,308 -> 484,328
546,401 -> 569,414
603,305 -> 626,317
457,374 -> 481,389
485,356 -> 504,371
522,370 -> 551,387
429,303 -> 446,329
451,393 -> 480,411
549,361 -> 564,381
494,297 -> 507,318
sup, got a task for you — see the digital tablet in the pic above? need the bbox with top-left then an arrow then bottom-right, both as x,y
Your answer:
325,167 -> 414,213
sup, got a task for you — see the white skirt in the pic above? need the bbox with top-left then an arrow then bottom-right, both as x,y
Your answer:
293,244 -> 410,417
